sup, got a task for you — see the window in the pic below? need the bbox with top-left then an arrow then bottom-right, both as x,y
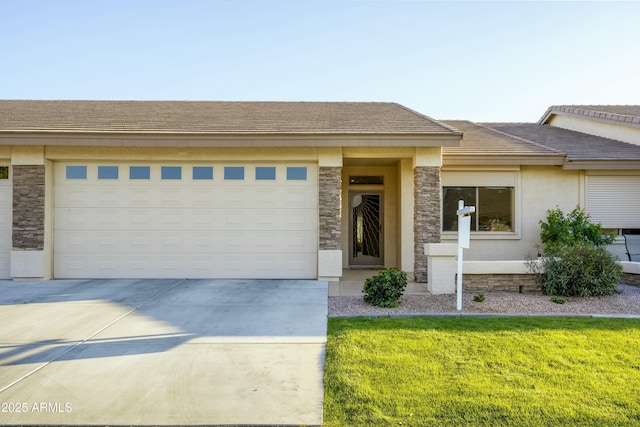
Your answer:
224,166 -> 244,180
161,166 -> 182,180
443,186 -> 514,232
98,166 -> 118,180
66,165 -> 87,180
287,167 -> 307,181
0,166 -> 9,179
193,166 -> 213,180
130,166 -> 150,180
349,176 -> 384,185
256,166 -> 276,180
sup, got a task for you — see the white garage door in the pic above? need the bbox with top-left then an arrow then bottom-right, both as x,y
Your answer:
0,167 -> 11,279
54,163 -> 318,279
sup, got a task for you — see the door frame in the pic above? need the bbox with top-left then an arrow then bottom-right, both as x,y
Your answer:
348,190 -> 384,268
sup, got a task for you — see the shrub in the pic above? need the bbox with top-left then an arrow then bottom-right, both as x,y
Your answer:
539,243 -> 623,297
539,206 -> 615,251
363,268 -> 408,308
473,294 -> 485,302
533,207 -> 622,298
550,296 -> 566,304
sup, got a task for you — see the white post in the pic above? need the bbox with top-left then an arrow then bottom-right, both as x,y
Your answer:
456,200 -> 475,311
457,239 -> 463,311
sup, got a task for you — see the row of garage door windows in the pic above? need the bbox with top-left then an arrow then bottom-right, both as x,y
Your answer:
66,165 -> 308,181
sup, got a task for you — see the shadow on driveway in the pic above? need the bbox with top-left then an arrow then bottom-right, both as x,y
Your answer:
0,279 -> 328,426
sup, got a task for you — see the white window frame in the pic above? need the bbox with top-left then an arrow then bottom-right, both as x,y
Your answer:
441,169 -> 521,240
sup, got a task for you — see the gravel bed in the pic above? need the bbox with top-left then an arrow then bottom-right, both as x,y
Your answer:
329,284 -> 640,317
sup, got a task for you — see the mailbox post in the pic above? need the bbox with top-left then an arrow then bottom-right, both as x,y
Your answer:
456,200 -> 475,311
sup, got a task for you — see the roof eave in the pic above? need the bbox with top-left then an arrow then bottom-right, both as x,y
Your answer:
442,154 -> 565,166
562,159 -> 640,170
0,130 -> 462,148
539,106 -> 640,129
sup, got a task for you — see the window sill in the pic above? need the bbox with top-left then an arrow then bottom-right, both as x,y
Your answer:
441,231 -> 521,241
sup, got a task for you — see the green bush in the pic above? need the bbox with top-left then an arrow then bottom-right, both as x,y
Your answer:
539,243 -> 623,297
539,206 -> 615,251
533,207 -> 622,297
363,268 -> 408,308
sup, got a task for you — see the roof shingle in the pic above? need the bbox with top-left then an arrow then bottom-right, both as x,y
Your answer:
442,120 -> 561,157
485,122 -> 640,162
0,100 -> 460,136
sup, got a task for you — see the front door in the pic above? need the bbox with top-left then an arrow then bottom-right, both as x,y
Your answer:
349,192 -> 383,267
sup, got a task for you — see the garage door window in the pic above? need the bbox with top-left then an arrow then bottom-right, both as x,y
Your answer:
161,166 -> 182,180
287,167 -> 307,181
66,166 -> 87,180
98,166 -> 119,180
130,166 -> 150,180
193,166 -> 213,180
224,166 -> 244,180
256,166 -> 276,180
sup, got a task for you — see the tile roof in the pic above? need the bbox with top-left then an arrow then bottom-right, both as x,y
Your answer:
0,100 -> 461,136
486,122 -> 640,162
539,105 -> 640,127
442,120 -> 562,158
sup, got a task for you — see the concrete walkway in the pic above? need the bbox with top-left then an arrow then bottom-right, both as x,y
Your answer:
0,279 -> 328,426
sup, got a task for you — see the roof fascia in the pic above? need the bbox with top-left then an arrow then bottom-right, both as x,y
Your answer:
442,155 -> 565,166
562,160 -> 640,170
0,132 -> 462,148
539,107 -> 640,129
538,107 -> 555,125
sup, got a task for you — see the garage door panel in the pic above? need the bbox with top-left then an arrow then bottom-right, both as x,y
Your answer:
54,162 -> 318,279
57,188 -> 90,207
159,188 -> 184,206
55,209 -> 90,228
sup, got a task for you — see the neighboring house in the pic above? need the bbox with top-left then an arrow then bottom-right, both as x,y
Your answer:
442,105 -> 640,263
0,101 -> 637,284
0,100 -> 461,281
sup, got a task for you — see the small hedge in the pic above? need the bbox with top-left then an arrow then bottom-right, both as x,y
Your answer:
363,268 -> 408,308
539,243 -> 623,297
533,207 -> 622,298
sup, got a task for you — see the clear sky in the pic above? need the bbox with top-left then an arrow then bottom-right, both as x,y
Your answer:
1,0 -> 638,122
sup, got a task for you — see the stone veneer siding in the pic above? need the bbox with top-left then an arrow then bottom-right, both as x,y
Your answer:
12,165 -> 45,250
319,166 -> 342,250
463,274 -> 540,292
414,166 -> 441,282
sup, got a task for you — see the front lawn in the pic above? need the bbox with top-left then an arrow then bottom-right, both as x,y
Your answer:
324,317 -> 640,426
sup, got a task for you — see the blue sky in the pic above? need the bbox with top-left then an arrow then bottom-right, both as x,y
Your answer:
1,0 -> 638,122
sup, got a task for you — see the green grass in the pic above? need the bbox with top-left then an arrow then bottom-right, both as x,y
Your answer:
324,317 -> 640,426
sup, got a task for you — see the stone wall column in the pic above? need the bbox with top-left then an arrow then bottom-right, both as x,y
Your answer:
12,165 -> 45,251
414,166 -> 441,282
318,166 -> 342,279
319,166 -> 342,250
11,145 -> 50,279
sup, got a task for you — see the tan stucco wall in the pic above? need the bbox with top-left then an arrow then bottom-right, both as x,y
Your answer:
398,159 -> 415,273
442,166 -> 583,260
549,115 -> 640,146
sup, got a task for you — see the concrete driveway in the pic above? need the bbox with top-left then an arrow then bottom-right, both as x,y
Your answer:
0,279 -> 328,426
